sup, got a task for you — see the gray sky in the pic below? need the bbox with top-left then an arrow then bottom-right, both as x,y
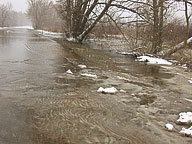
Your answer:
0,0 -> 28,12
0,0 -> 190,19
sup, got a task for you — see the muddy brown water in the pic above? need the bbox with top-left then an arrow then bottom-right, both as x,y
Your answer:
0,28 -> 185,144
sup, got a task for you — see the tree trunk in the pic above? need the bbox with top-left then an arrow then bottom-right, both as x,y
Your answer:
66,0 -> 72,35
151,0 -> 159,54
163,37 -> 192,58
157,0 -> 164,52
184,1 -> 190,48
77,0 -> 114,42
163,1 -> 191,58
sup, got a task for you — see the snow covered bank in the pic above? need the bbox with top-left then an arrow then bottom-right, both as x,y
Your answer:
0,26 -> 34,30
0,27 -> 7,30
0,27 -> 63,38
36,30 -> 63,38
137,56 -> 172,65
12,26 -> 34,29
97,87 -> 118,94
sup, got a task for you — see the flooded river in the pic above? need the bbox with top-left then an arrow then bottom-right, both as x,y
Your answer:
0,28 -> 192,144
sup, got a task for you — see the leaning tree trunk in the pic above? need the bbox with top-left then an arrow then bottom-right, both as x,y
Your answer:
163,1 -> 191,58
163,37 -> 192,58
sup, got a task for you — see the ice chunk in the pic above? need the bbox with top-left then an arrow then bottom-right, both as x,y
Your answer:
165,123 -> 174,131
78,65 -> 87,69
103,87 -> 118,94
97,87 -> 118,94
97,87 -> 105,92
137,56 -> 172,65
120,89 -> 126,93
188,79 -> 192,84
81,73 -> 97,78
180,126 -> 192,137
183,98 -> 192,102
177,112 -> 192,125
66,69 -> 73,74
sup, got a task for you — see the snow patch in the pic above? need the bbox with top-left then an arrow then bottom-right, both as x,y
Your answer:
116,51 -> 137,56
137,56 -> 172,65
180,126 -> 192,137
187,37 -> 192,44
81,73 -> 97,78
66,69 -> 73,74
182,64 -> 188,69
97,87 -> 118,94
177,112 -> 192,125
66,37 -> 77,42
165,123 -> 174,131
78,65 -> 87,69
117,76 -> 129,81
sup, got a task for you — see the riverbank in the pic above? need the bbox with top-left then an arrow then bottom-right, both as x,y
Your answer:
56,39 -> 192,143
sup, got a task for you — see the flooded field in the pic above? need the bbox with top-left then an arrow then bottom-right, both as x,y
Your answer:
0,28 -> 192,144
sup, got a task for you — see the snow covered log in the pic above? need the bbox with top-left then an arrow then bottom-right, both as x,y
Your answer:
163,37 -> 192,58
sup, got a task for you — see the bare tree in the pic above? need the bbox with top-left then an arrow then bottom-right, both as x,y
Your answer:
56,0 -> 117,42
0,3 -> 12,27
148,0 -> 171,54
163,0 -> 192,57
44,5 -> 64,32
184,0 -> 190,48
27,0 -> 52,30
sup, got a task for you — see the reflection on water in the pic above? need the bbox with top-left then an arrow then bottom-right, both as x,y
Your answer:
0,28 -> 173,144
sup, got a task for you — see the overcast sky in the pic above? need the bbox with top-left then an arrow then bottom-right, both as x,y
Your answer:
0,0 -> 28,12
0,0 -> 190,19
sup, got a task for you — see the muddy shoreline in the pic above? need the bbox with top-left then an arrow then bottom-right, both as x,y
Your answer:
56,39 -> 192,143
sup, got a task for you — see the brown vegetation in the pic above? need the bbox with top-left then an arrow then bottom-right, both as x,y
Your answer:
25,0 -> 192,67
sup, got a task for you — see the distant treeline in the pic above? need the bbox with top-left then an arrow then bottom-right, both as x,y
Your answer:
0,3 -> 31,27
